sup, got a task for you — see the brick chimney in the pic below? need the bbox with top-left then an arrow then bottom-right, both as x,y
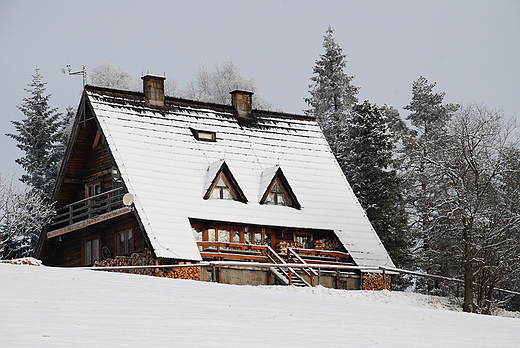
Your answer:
230,90 -> 253,119
142,75 -> 166,107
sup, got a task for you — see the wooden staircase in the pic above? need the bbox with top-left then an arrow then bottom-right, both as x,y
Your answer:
266,246 -> 311,287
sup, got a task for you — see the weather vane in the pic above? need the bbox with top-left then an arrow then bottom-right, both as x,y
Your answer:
61,64 -> 87,86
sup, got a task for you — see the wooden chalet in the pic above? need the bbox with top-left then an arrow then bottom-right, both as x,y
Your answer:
35,75 -> 394,289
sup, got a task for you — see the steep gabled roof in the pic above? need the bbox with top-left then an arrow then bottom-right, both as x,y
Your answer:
84,85 -> 394,267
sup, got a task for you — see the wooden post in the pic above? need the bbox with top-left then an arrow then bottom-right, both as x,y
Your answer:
383,268 -> 387,290
288,268 -> 292,286
336,268 -> 339,289
318,266 -> 321,286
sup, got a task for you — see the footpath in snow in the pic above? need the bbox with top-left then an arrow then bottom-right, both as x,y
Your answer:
1,261 -> 519,347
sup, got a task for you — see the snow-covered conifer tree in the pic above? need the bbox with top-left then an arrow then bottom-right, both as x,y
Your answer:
7,67 -> 63,202
305,26 -> 359,153
345,101 -> 411,268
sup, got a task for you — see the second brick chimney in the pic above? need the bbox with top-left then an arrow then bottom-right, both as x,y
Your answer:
230,90 -> 254,119
142,74 -> 166,107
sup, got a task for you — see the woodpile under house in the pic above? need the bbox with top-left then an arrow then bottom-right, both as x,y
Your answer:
35,74 -> 394,290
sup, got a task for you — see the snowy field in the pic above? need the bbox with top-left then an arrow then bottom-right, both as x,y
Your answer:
1,261 -> 519,347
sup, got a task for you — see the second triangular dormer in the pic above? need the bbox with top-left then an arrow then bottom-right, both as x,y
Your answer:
260,166 -> 301,209
204,160 -> 248,203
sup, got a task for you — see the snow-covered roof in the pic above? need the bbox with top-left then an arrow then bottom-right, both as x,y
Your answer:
86,86 -> 394,268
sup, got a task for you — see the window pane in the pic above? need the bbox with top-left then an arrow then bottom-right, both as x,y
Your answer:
271,183 -> 282,194
232,230 -> 240,243
216,177 -> 227,188
218,229 -> 230,243
210,188 -> 221,199
192,228 -> 203,241
222,188 -> 233,200
266,193 -> 275,205
127,230 -> 133,253
254,232 -> 262,245
92,239 -> 100,262
118,231 -> 125,254
244,231 -> 252,244
296,236 -> 309,249
208,229 -> 216,242
277,194 -> 287,206
85,241 -> 91,265
264,233 -> 271,247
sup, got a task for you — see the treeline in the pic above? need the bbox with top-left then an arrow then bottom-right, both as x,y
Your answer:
306,27 -> 520,313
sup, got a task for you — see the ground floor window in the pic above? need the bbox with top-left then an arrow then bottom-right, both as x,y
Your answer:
83,237 -> 100,266
117,229 -> 133,255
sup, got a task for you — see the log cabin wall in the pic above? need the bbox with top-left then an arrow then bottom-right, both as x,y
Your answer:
41,214 -> 146,267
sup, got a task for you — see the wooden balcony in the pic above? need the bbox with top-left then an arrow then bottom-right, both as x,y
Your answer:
197,241 -> 354,266
47,187 -> 131,239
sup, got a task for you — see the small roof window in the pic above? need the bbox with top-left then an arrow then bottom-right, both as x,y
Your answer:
190,128 -> 216,142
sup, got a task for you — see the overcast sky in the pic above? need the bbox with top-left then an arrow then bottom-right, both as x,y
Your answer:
1,0 -> 519,183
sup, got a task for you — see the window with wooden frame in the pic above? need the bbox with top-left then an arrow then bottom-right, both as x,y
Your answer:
295,232 -> 312,249
83,237 -> 100,266
117,229 -> 133,255
191,221 -> 273,248
260,168 -> 301,209
204,162 -> 247,203
85,180 -> 102,198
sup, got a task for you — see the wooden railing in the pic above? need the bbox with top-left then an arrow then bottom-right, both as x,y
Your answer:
50,187 -> 126,229
288,248 -> 354,265
197,241 -> 270,262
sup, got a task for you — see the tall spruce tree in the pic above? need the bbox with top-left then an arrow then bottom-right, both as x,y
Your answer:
305,25 -> 359,163
345,101 -> 411,268
306,28 -> 411,268
401,76 -> 459,255
7,67 -> 63,202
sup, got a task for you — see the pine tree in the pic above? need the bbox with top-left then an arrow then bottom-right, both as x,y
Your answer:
401,76 -> 459,254
345,101 -> 411,268
54,106 -> 76,169
305,25 -> 359,158
6,67 -> 62,202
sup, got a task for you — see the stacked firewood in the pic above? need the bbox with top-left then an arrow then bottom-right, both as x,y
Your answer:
157,266 -> 200,281
313,238 -> 335,251
94,249 -> 156,276
362,273 -> 391,291
276,241 -> 304,254
93,249 -> 200,280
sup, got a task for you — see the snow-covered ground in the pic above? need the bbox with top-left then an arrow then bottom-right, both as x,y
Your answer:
1,261 -> 519,347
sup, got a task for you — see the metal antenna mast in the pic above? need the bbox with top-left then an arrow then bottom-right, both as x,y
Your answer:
62,64 -> 87,86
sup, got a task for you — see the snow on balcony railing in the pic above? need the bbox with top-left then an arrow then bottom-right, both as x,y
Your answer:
49,187 -> 126,229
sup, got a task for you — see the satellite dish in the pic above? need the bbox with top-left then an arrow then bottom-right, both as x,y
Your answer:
122,193 -> 134,206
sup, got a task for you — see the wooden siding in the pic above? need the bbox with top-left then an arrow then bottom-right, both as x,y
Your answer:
41,213 -> 147,267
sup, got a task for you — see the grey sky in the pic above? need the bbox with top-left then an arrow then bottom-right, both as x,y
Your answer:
1,0 -> 519,183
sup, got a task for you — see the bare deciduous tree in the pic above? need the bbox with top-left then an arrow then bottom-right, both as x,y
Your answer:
0,175 -> 54,259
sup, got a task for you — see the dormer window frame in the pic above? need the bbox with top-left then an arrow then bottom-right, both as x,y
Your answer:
190,128 -> 216,142
204,161 -> 248,203
260,167 -> 301,210
208,173 -> 236,200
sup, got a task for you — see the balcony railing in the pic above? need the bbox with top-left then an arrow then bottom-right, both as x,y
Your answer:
50,187 -> 126,229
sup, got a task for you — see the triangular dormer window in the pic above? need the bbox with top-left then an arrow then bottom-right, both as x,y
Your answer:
204,160 -> 247,203
260,166 -> 301,209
